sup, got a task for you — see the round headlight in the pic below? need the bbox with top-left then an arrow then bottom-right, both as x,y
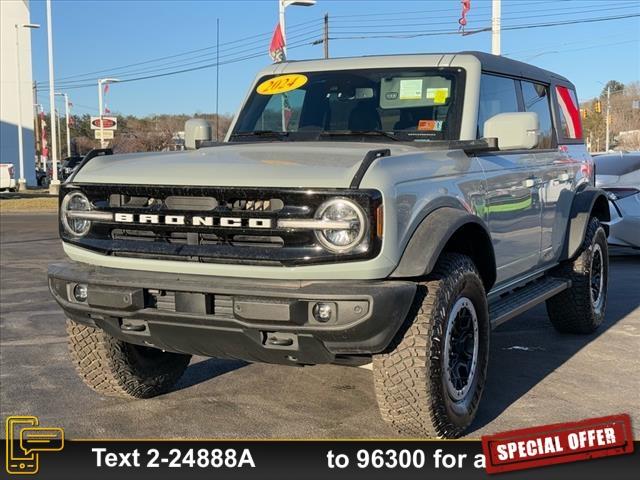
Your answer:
314,198 -> 367,253
61,191 -> 92,237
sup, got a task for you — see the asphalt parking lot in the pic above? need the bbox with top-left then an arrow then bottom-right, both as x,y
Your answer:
1,212 -> 638,439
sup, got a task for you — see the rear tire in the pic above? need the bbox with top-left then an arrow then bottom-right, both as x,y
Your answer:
373,253 -> 490,438
546,217 -> 608,333
66,319 -> 191,398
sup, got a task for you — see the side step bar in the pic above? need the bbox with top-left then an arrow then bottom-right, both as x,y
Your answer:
489,277 -> 571,329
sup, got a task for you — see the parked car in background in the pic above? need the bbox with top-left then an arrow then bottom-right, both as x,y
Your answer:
595,151 -> 640,249
0,163 -> 17,192
61,156 -> 84,180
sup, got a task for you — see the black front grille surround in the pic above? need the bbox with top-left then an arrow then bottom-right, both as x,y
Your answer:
60,184 -> 382,266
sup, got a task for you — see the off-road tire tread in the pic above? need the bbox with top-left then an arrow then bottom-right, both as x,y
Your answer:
373,253 -> 488,438
546,217 -> 608,334
66,319 -> 191,398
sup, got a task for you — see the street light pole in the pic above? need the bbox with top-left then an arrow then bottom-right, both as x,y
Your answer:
14,23 -> 40,191
279,0 -> 316,58
278,1 -> 315,131
279,1 -> 287,58
46,0 -> 60,195
97,78 -> 119,148
56,108 -> 62,160
492,0 -> 501,55
605,86 -> 611,152
56,92 -> 71,157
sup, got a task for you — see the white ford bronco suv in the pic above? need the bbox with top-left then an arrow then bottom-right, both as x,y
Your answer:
49,52 -> 610,437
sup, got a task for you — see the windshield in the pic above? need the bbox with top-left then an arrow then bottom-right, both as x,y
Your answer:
231,68 -> 464,142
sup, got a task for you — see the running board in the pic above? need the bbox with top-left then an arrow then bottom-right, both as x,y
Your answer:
489,277 -> 571,329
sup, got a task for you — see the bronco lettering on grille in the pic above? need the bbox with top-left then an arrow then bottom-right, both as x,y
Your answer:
114,213 -> 273,228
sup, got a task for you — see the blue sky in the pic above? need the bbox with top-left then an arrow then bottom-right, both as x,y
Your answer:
28,0 -> 640,118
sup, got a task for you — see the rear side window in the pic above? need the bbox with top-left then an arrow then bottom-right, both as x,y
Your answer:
522,81 -> 554,149
477,74 -> 519,138
556,86 -> 583,140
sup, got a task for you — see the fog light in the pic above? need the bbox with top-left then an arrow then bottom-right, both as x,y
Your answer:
73,284 -> 88,302
312,302 -> 333,322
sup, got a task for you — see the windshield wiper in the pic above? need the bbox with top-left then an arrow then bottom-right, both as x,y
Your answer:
319,130 -> 401,141
230,130 -> 290,139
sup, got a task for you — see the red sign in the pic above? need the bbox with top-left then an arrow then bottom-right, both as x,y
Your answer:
92,118 -> 115,128
90,116 -> 117,130
482,414 -> 633,474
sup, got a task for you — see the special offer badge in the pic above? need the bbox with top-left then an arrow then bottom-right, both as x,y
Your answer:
482,414 -> 633,474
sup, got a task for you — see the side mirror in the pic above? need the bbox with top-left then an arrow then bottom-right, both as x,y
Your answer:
184,118 -> 212,150
483,112 -> 539,151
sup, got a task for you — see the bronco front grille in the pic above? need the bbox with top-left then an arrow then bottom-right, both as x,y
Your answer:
60,184 -> 382,266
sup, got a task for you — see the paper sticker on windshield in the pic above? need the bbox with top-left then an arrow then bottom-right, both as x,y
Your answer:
257,74 -> 308,95
418,120 -> 443,131
426,88 -> 449,104
399,79 -> 423,100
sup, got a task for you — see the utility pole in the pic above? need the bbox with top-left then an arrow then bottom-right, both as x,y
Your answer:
323,13 -> 329,59
56,92 -> 71,158
605,86 -> 611,152
215,17 -> 220,142
492,0 -> 501,55
46,0 -> 60,194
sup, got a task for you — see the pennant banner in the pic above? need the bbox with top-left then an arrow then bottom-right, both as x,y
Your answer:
269,22 -> 286,63
459,0 -> 471,31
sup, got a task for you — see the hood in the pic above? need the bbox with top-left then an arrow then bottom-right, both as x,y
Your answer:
73,142 -> 422,188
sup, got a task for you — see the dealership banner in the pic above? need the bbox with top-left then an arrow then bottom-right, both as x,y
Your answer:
3,439 -> 638,479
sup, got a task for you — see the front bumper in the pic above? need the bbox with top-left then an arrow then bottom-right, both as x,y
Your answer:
48,262 -> 416,365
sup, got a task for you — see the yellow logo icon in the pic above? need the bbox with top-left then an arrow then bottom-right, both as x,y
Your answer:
5,416 -> 64,475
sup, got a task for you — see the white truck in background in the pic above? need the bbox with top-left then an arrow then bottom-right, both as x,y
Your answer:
0,163 -> 17,192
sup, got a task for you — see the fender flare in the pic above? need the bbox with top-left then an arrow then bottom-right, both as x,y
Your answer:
561,186 -> 610,260
391,207 -> 496,290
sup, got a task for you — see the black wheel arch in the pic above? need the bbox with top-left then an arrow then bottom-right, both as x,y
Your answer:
561,186 -> 610,261
390,206 -> 497,291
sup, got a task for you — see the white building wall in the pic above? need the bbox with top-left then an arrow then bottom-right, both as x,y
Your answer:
0,0 -> 37,185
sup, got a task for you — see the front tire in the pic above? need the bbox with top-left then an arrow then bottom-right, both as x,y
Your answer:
373,253 -> 490,438
66,319 -> 191,398
546,217 -> 608,333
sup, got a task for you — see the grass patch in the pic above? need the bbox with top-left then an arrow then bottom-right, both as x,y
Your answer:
0,197 -> 58,213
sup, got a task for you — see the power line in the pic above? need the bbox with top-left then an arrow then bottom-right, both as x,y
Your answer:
329,3 -> 636,29
329,13 -> 640,40
520,38 -> 639,60
329,0 -> 564,19
39,17 -> 322,86
46,11 -> 639,93
47,30 -> 323,89
503,31 -> 634,56
49,38 -> 318,92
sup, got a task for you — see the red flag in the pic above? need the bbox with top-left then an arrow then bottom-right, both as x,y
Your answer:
104,83 -> 110,94
459,0 -> 471,31
269,22 -> 286,63
104,107 -> 111,114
